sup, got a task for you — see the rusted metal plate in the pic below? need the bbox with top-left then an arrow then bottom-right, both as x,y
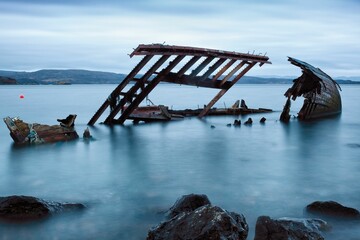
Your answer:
280,57 -> 342,121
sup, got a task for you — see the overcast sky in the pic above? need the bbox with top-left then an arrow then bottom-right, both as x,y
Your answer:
0,0 -> 359,76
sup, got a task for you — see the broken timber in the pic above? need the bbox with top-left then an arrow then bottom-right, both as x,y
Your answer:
88,44 -> 271,125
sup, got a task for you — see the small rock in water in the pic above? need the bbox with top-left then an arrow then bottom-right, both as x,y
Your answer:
306,201 -> 360,219
254,216 -> 328,240
226,123 -> 232,127
147,194 -> 248,240
166,193 -> 211,219
0,195 -> 85,221
244,117 -> 253,125
260,117 -> 266,123
233,119 -> 241,126
83,127 -> 92,139
210,125 -> 216,129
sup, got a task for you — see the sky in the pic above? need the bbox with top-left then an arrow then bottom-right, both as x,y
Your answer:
0,0 -> 359,77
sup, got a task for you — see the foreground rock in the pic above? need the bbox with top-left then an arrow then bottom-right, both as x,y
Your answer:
148,205 -> 248,240
306,201 -> 360,220
0,195 -> 85,221
167,193 -> 211,219
148,194 -> 248,240
254,216 -> 329,240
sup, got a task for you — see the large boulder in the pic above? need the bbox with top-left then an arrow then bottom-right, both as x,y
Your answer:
148,205 -> 248,240
306,201 -> 360,219
167,193 -> 211,219
0,195 -> 85,221
254,216 -> 328,240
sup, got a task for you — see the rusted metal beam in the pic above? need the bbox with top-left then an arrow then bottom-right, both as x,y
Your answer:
212,59 -> 236,81
219,61 -> 246,86
189,57 -> 215,77
88,55 -> 153,125
103,55 -> 170,124
115,55 -> 185,124
176,56 -> 201,77
198,62 -> 257,118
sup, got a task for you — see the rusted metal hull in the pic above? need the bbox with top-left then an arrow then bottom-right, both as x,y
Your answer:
281,57 -> 342,121
3,117 -> 79,144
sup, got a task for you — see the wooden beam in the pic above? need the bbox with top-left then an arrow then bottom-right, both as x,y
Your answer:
199,58 -> 226,81
219,61 -> 246,86
198,62 -> 257,118
176,56 -> 201,77
189,57 -> 215,77
212,59 -> 236,81
116,55 -> 185,124
88,55 -> 153,125
103,55 -> 170,124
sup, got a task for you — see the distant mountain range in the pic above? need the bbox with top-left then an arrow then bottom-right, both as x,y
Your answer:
0,69 -> 359,85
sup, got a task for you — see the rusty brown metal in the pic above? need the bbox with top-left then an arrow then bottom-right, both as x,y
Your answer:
88,44 -> 270,125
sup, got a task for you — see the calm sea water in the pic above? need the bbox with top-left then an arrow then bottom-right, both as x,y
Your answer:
0,84 -> 359,240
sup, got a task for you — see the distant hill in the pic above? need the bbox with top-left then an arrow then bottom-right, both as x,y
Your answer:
0,69 -> 359,85
0,70 -> 126,85
0,76 -> 17,84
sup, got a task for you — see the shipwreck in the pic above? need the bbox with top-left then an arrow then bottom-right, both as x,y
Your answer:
88,44 -> 272,125
280,57 -> 342,122
3,115 -> 78,144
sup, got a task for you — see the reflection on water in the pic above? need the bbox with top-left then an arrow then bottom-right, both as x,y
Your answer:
0,85 -> 359,239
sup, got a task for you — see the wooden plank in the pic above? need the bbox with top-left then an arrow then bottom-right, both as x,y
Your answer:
198,62 -> 257,118
116,56 -> 185,124
103,55 -> 170,124
88,55 -> 153,125
212,59 -> 236,81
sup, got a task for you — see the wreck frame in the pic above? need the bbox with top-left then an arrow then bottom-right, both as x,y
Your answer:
280,57 -> 342,121
88,44 -> 271,125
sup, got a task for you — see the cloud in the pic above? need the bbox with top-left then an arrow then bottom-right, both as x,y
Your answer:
0,0 -> 359,76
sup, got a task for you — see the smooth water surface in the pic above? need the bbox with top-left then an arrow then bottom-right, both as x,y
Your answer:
0,84 -> 359,239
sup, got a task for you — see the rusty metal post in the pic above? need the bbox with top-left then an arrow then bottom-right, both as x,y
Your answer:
198,62 -> 256,118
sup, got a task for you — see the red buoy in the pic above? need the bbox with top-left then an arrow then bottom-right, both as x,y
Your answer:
20,94 -> 24,99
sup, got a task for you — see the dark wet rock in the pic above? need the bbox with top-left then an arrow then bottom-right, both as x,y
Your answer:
211,125 -> 216,128
306,201 -> 360,219
83,127 -> 92,138
226,123 -> 232,127
148,205 -> 248,240
0,195 -> 85,221
260,117 -> 266,123
254,216 -> 328,240
167,193 -> 211,219
244,117 -> 253,125
346,143 -> 360,148
240,99 -> 248,109
233,119 -> 241,127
